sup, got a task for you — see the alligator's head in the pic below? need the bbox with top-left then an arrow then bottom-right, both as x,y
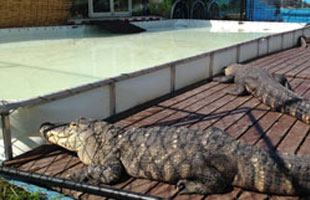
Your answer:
40,118 -> 119,165
224,64 -> 244,76
40,118 -> 97,152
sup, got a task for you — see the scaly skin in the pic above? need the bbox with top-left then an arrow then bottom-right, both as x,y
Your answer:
213,64 -> 310,124
40,118 -> 310,196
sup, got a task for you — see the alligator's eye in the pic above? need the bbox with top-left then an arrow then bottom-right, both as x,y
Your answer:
77,117 -> 86,121
70,122 -> 79,128
76,117 -> 93,124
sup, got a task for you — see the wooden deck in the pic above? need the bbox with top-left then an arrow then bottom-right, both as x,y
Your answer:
3,46 -> 310,199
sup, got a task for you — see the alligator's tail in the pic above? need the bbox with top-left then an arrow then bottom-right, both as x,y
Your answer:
233,143 -> 310,195
257,87 -> 310,124
276,97 -> 310,124
283,98 -> 310,124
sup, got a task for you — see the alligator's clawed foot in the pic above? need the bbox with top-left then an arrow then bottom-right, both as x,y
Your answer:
176,180 -> 197,195
176,180 -> 208,195
176,178 -> 233,195
213,75 -> 234,83
67,171 -> 88,183
226,84 -> 248,96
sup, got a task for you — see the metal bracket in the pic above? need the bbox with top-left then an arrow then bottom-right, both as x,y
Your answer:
170,64 -> 176,93
109,82 -> 116,116
1,113 -> 12,160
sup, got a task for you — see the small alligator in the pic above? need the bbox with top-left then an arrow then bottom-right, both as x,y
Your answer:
213,64 -> 310,124
300,35 -> 310,48
40,118 -> 310,196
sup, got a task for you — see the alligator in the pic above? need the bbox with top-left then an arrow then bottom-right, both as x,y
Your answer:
40,118 -> 310,196
213,64 -> 310,124
300,35 -> 310,48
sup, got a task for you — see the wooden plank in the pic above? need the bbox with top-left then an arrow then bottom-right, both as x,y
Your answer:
44,156 -> 81,177
267,52 -> 310,74
296,131 -> 310,155
255,115 -> 296,151
19,150 -> 71,172
285,61 -> 310,79
248,48 -> 302,68
225,103 -> 269,139
238,111 -> 282,145
251,49 -> 303,70
174,194 -> 204,200
169,89 -> 240,128
130,83 -> 232,127
212,97 -> 261,131
277,120 -> 310,154
293,65 -> 310,80
189,95 -> 252,130
116,82 -> 219,128
122,179 -> 159,194
237,191 -> 268,200
159,82 -> 221,107
204,188 -> 241,200
147,183 -> 178,199
2,144 -> 61,167
275,54 -> 310,76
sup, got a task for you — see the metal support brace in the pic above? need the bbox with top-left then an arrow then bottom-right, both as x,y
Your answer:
281,33 -> 284,51
236,45 -> 240,63
170,64 -> 176,93
0,166 -> 164,200
303,28 -> 306,36
292,31 -> 296,46
267,37 -> 270,55
109,82 -> 116,116
257,39 -> 260,58
1,113 -> 12,160
209,52 -> 214,77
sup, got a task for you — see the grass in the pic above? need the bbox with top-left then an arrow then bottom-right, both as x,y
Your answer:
0,177 -> 46,200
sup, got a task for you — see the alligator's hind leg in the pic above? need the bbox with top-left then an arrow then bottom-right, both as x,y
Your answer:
69,158 -> 125,184
272,74 -> 292,90
226,84 -> 249,96
213,75 -> 234,83
176,167 -> 233,195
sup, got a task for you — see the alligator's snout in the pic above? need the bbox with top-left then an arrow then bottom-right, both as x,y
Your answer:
39,121 -> 82,151
40,122 -> 68,138
40,122 -> 56,138
224,64 -> 243,76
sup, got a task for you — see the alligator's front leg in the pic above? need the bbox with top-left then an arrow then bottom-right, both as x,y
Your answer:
69,158 -> 125,184
272,74 -> 292,90
213,75 -> 234,83
226,84 -> 249,96
176,167 -> 233,195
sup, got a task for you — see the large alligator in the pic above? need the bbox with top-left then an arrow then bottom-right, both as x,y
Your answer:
213,64 -> 310,124
40,118 -> 310,196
